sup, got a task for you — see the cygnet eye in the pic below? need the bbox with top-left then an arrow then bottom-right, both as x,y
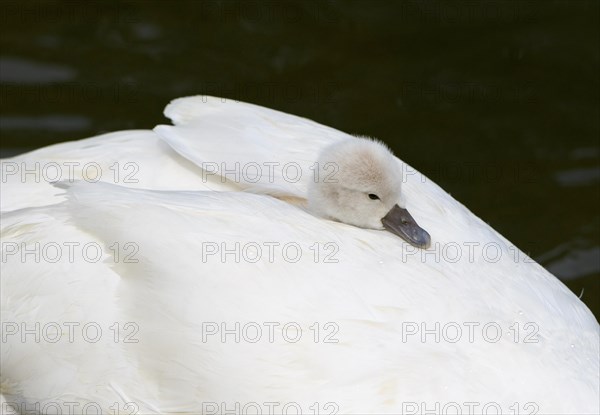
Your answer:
368,193 -> 380,200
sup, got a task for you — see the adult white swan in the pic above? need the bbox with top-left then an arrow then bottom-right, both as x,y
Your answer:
1,96 -> 598,414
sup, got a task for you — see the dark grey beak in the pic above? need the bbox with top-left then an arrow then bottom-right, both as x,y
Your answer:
381,204 -> 431,249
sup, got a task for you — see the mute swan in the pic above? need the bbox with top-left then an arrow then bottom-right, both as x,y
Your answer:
308,138 -> 430,248
1,96 -> 598,414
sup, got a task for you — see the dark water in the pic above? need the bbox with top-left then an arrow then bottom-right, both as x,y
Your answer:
1,1 -> 598,319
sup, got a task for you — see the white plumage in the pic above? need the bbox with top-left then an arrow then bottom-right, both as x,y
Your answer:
1,96 -> 598,414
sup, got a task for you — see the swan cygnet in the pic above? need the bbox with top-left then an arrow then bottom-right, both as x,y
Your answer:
307,137 -> 431,248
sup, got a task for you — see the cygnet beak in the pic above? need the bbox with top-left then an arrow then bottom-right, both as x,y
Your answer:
381,204 -> 431,249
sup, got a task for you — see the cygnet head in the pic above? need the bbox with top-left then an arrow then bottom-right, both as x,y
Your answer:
308,137 -> 430,248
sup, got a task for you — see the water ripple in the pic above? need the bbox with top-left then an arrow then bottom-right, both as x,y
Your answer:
0,57 -> 76,84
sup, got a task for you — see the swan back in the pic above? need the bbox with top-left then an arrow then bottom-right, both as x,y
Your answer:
1,96 -> 598,413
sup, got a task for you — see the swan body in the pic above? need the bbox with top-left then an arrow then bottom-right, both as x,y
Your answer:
1,96 -> 598,414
